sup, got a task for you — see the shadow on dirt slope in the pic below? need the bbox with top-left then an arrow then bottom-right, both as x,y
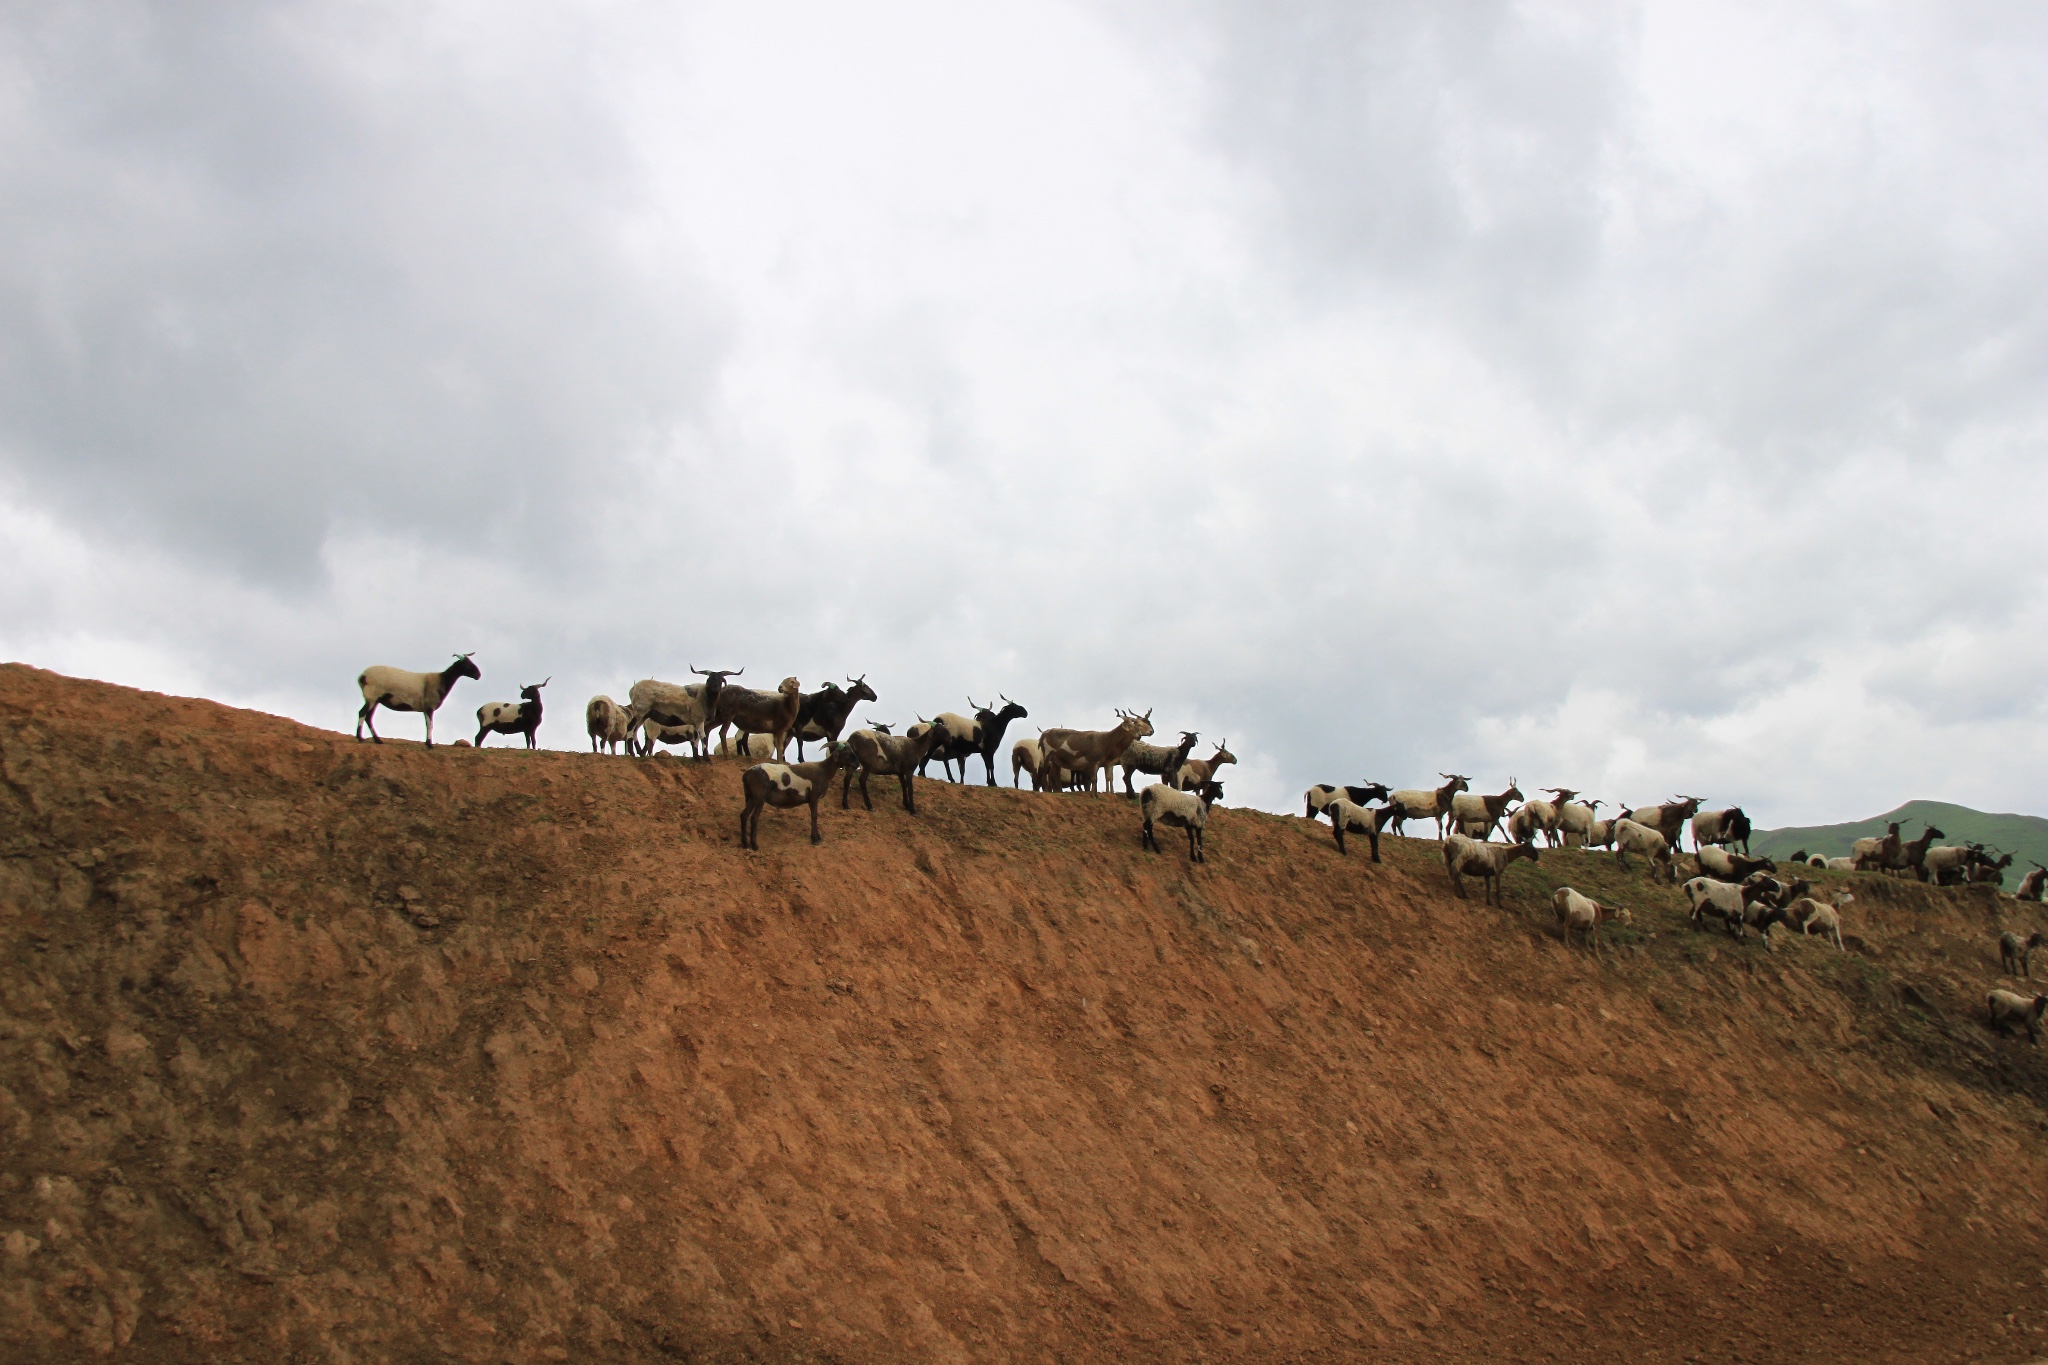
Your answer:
4,664 -> 2048,1363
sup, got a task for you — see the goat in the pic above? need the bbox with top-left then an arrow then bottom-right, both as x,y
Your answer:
713,677 -> 804,760
1987,990 -> 2048,1044
1442,833 -> 1538,906
637,719 -> 703,757
475,678 -> 548,749
1325,797 -> 1393,862
586,695 -> 634,754
1823,856 -> 1857,872
841,719 -> 953,815
1306,782 -> 1391,820
2015,863 -> 2048,902
1969,849 -> 2015,886
792,675 -> 879,760
1612,818 -> 1678,883
1448,778 -> 1523,843
1556,798 -> 1605,847
928,696 -> 1031,785
1011,736 -> 1044,789
717,732 -> 780,759
739,745 -> 854,850
1173,739 -> 1236,792
1690,807 -> 1753,854
1695,847 -> 1777,883
1682,876 -> 1779,942
1785,893 -> 1849,950
355,653 -> 480,748
1140,781 -> 1222,862
1621,796 -> 1706,853
1384,774 -> 1471,839
625,667 -> 739,761
1510,788 -> 1577,847
1850,821 -> 1904,872
1552,887 -> 1631,952
2000,930 -> 2048,978
1581,813 -> 1623,851
1041,710 -> 1156,794
1122,731 -> 1200,797
1894,824 -> 1946,881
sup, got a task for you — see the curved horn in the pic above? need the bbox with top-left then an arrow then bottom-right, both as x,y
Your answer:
539,677 -> 551,688
1000,693 -> 1014,704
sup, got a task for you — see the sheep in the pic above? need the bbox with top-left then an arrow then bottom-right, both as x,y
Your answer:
1689,806 -> 1753,854
1325,797 -> 1394,862
1999,930 -> 2048,978
1172,739 -> 1236,792
1306,782 -> 1391,820
2016,863 -> 2048,902
1510,788 -> 1577,847
1695,847 -> 1777,883
1383,774 -> 1471,839
841,718 -> 954,815
717,732 -> 780,759
1620,796 -> 1706,853
1041,711 -> 1156,794
1556,799 -> 1605,847
1552,887 -> 1631,952
1987,989 -> 2048,1044
712,677 -> 805,760
1850,821 -> 1903,872
586,695 -> 635,754
1442,833 -> 1538,906
355,653 -> 481,748
1120,731 -> 1200,797
1681,876 -> 1781,943
475,678 -> 548,749
637,718 -> 703,756
1612,818 -> 1678,883
923,696 -> 1032,785
792,675 -> 879,760
1011,735 -> 1044,789
625,668 -> 739,761
1448,778 -> 1523,843
739,744 -> 855,850
1140,781 -> 1222,863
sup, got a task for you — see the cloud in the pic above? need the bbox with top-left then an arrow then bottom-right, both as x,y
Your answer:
1,0 -> 2045,826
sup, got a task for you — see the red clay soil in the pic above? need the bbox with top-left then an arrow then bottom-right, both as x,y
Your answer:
5,663 -> 2048,1364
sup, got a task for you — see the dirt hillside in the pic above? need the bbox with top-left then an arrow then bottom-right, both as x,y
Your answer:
5,663 -> 2048,1364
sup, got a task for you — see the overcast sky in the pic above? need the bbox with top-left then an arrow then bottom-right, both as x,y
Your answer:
2,1 -> 2044,825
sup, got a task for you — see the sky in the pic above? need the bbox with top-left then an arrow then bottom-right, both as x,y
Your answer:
1,0 -> 2044,825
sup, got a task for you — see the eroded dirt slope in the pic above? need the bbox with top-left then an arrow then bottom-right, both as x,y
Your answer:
4,663 -> 2048,1364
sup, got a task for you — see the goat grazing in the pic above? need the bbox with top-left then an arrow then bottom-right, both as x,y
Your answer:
1385,774 -> 1471,839
1325,797 -> 1393,862
475,678 -> 548,749
792,675 -> 879,760
1140,781 -> 1222,863
1785,893 -> 1849,950
586,695 -> 634,754
1987,990 -> 2048,1044
355,653 -> 481,748
841,719 -> 954,815
1612,818 -> 1678,883
1552,887 -> 1631,952
739,745 -> 854,851
1442,833 -> 1538,906
1449,778 -> 1523,843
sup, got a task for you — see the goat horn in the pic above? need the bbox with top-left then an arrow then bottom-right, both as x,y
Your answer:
539,677 -> 551,688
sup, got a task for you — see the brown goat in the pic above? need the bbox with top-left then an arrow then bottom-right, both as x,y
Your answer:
738,745 -> 854,850
715,676 -> 804,760
1040,709 -> 1155,794
841,720 -> 954,815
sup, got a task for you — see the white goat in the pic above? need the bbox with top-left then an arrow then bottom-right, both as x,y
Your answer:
1612,818 -> 1677,883
586,695 -> 634,754
1442,833 -> 1539,906
1556,798 -> 1604,847
1552,887 -> 1631,952
717,732 -> 780,759
1325,797 -> 1392,863
355,653 -> 480,748
1987,990 -> 2048,1044
637,718 -> 704,757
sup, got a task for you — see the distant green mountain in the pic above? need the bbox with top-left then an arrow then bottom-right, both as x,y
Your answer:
1749,800 -> 2048,875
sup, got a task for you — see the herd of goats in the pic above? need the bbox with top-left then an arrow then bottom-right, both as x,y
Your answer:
352,655 -> 2048,1044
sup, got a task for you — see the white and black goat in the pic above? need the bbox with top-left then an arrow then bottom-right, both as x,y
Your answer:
355,653 -> 481,749
1141,781 -> 1222,863
475,678 -> 548,749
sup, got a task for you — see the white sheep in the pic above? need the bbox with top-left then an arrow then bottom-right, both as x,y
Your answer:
586,695 -> 634,754
1612,818 -> 1677,883
1552,887 -> 1631,952
1987,989 -> 2048,1044
1441,832 -> 1538,906
355,653 -> 481,748
1140,781 -> 1221,863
